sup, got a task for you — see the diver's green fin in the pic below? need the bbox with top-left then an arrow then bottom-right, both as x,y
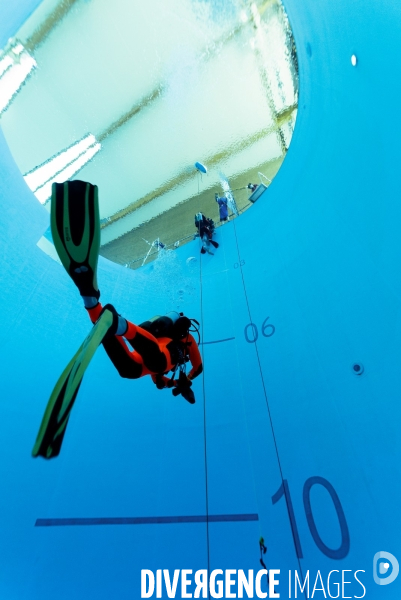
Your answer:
32,308 -> 114,459
51,180 -> 100,298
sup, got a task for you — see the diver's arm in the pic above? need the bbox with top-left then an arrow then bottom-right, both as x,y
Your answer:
186,334 -> 203,381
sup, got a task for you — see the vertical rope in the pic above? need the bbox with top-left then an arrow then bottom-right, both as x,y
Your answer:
199,254 -> 211,595
196,169 -> 211,593
231,217 -> 307,598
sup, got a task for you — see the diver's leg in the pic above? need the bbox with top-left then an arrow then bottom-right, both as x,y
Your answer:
86,304 -> 143,379
86,303 -> 168,374
124,322 -> 168,374
101,336 -> 143,379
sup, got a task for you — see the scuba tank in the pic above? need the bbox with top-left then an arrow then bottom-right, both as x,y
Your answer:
139,311 -> 180,339
139,312 -> 196,341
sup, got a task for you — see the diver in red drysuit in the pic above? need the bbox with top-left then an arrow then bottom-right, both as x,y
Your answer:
85,302 -> 202,403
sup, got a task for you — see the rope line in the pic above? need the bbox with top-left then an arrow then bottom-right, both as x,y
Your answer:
222,217 -> 268,581
231,218 -> 307,598
196,170 -> 211,595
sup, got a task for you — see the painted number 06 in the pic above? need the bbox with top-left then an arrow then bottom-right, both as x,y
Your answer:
244,318 -> 275,343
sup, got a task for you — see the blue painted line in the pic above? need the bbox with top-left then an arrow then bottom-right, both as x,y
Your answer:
201,337 -> 235,345
35,513 -> 258,527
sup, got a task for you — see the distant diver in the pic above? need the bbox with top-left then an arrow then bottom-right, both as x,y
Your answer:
32,180 -> 202,459
194,212 -> 219,254
215,192 -> 229,222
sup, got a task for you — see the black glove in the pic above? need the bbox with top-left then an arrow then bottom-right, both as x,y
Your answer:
171,374 -> 191,395
171,373 -> 195,404
154,374 -> 166,389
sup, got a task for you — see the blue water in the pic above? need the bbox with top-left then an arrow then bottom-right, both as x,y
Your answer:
1,1 -> 401,598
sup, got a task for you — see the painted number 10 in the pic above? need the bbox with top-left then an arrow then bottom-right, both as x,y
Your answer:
272,477 -> 350,559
